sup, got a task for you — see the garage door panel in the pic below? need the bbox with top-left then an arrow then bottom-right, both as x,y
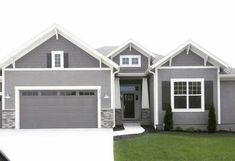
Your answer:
20,90 -> 98,129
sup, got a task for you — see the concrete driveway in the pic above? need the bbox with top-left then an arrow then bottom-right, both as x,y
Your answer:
0,129 -> 113,161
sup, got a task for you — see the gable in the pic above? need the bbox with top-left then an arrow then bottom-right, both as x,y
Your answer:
171,50 -> 204,66
1,25 -> 118,69
11,35 -> 100,68
112,47 -> 149,73
151,40 -> 229,69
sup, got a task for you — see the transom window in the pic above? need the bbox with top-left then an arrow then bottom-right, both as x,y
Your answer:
171,79 -> 204,112
52,51 -> 64,68
120,55 -> 141,67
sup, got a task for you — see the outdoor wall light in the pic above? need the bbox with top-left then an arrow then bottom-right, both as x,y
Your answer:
5,93 -> 11,99
104,92 -> 110,99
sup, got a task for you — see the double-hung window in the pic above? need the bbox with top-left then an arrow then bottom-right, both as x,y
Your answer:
52,51 -> 64,68
171,78 -> 204,112
120,55 -> 141,67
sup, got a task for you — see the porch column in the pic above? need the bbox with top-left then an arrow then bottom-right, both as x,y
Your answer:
115,78 -> 121,109
142,78 -> 149,109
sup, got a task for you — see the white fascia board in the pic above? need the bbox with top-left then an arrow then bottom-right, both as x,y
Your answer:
116,73 -> 147,77
56,25 -> 119,69
0,24 -> 119,70
4,68 -> 112,71
107,39 -> 156,58
151,40 -> 229,69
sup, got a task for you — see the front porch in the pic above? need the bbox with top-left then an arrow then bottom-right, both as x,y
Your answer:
114,77 -> 152,126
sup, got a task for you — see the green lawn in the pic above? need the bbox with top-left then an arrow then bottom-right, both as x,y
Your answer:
114,132 -> 235,161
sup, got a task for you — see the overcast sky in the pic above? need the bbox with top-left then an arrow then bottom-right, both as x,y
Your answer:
1,0 -> 235,66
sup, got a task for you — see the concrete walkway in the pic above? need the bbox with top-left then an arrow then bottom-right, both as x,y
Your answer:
113,123 -> 145,136
0,129 -> 113,161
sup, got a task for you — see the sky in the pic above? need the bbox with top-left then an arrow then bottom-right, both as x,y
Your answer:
1,0 -> 235,66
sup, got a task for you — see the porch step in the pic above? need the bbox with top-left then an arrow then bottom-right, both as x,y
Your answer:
113,123 -> 145,136
123,123 -> 141,126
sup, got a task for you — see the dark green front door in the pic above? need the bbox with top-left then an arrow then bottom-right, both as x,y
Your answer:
124,94 -> 135,118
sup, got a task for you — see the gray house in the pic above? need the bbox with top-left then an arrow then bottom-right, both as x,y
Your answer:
1,25 -> 235,131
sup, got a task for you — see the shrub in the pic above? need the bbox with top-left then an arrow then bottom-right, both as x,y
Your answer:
175,127 -> 183,131
164,105 -> 173,131
208,105 -> 217,132
195,128 -> 202,133
185,127 -> 195,132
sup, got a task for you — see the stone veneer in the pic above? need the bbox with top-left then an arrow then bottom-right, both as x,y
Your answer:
101,109 -> 114,128
2,109 -> 114,129
2,110 -> 15,129
115,109 -> 152,125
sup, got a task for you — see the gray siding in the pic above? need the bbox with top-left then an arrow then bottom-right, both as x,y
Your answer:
158,68 -> 218,128
112,48 -> 148,73
148,75 -> 154,123
12,35 -> 101,68
220,81 -> 235,125
171,50 -> 204,66
0,97 -> 1,127
4,70 -> 111,109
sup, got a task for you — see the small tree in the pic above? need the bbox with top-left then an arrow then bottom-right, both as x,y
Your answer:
164,105 -> 173,131
208,105 -> 216,132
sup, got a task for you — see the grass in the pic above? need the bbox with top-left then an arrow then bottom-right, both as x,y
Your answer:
114,132 -> 235,161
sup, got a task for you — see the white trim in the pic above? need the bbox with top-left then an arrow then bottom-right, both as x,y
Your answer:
51,51 -> 64,68
116,73 -> 147,77
110,68 -> 114,109
14,86 -> 102,129
217,68 -> 221,124
107,39 -> 156,58
158,66 -> 218,69
141,78 -> 149,109
120,55 -> 141,67
0,24 -> 119,69
171,78 -> 205,112
4,68 -> 111,71
151,40 -> 229,69
55,28 -> 59,40
2,68 -> 5,110
154,69 -> 158,126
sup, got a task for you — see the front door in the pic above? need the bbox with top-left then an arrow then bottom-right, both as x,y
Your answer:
123,94 -> 135,119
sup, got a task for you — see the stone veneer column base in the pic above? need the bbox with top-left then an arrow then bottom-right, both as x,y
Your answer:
101,109 -> 114,128
2,110 -> 15,129
115,109 -> 122,125
115,109 -> 152,126
141,109 -> 152,125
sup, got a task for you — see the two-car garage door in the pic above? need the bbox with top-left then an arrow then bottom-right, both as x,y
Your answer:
19,90 -> 98,129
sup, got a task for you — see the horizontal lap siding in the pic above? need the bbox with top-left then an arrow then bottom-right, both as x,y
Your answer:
220,81 -> 235,124
4,70 -> 111,109
112,48 -> 148,73
11,35 -> 100,68
158,68 -> 218,126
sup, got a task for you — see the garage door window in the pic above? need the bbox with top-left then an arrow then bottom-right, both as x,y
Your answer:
41,91 -> 58,96
60,91 -> 77,96
79,91 -> 95,96
22,91 -> 38,96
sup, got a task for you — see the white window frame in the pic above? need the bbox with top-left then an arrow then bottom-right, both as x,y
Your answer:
120,55 -> 141,67
51,51 -> 64,68
171,78 -> 205,112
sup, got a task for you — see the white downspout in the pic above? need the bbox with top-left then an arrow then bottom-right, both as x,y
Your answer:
148,67 -> 158,129
112,68 -> 120,127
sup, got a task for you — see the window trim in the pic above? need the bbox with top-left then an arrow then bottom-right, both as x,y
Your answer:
51,51 -> 64,68
120,55 -> 141,67
170,78 -> 205,112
